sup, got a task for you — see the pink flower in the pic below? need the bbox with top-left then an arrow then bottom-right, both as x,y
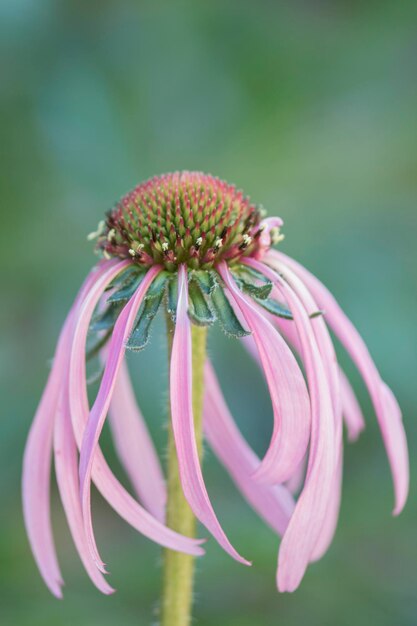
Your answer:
23,172 -> 408,596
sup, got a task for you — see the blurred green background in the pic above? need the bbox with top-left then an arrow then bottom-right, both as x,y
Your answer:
1,1 -> 416,624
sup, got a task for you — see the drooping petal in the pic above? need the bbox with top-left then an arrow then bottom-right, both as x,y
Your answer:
269,250 -> 409,514
22,260 -> 119,597
218,262 -> 311,484
339,368 -> 365,442
108,357 -> 166,521
70,260 -> 130,571
242,294 -> 358,556
310,451 -> 343,562
203,361 -> 295,536
379,381 -> 409,515
244,258 -> 336,591
53,385 -> 114,594
22,324 -> 67,598
278,261 -> 345,564
79,266 -> 160,563
68,262 -> 204,567
170,264 -> 250,565
285,458 -> 307,496
252,312 -> 365,443
252,257 -> 346,568
242,330 -> 307,496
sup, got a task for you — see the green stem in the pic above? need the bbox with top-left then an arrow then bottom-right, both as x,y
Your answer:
161,316 -> 207,626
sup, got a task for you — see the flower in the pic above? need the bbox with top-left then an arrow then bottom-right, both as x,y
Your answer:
23,171 -> 409,597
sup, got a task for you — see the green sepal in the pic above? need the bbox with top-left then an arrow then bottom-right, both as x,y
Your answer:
108,271 -> 147,303
145,271 -> 170,300
192,270 -> 216,295
232,266 -> 273,300
210,281 -> 250,338
126,290 -> 164,351
188,279 -> 215,326
167,275 -> 178,321
254,296 -> 293,319
90,302 -> 123,332
107,265 -> 140,290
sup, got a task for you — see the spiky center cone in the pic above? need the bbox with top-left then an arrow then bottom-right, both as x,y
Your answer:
96,171 -> 265,271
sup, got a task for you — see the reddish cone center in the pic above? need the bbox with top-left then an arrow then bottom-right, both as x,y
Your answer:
94,171 -> 266,270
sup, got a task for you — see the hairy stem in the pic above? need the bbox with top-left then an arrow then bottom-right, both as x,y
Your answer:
160,316 -> 207,626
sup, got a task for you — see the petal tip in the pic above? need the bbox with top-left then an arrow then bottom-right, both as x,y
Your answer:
50,581 -> 64,599
392,497 -> 407,517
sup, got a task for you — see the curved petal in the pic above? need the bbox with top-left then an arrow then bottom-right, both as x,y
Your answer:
108,358 -> 166,521
285,458 -> 307,496
218,262 -> 311,484
250,312 -> 365,443
270,250 -> 409,514
203,361 -> 295,536
54,384 -> 114,594
339,369 -> 365,442
170,265 -> 250,565
22,261 -> 117,597
276,261 -> 344,565
244,258 -> 336,591
69,260 -> 130,570
68,262 -> 204,570
22,324 -> 67,598
79,266 -> 162,564
310,451 -> 343,562
379,381 -> 409,514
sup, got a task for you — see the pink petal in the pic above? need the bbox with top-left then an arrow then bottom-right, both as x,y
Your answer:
339,368 -> 365,442
243,270 -> 363,561
68,262 -> 204,567
219,262 -> 311,484
270,250 -> 409,514
253,258 -> 346,566
53,384 -> 114,594
244,258 -> 336,591
242,331 -> 307,496
71,260 -> 131,571
203,360 -> 295,536
22,260 -> 119,597
22,323 -> 67,598
79,266 -> 167,564
250,307 -> 365,444
310,451 -> 343,562
108,357 -> 166,522
170,265 -> 250,565
285,458 -> 306,495
379,381 -> 409,515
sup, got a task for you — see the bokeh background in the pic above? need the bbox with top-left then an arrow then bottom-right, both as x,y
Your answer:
1,1 -> 416,624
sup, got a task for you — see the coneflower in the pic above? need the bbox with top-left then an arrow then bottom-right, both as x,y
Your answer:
23,171 -> 409,624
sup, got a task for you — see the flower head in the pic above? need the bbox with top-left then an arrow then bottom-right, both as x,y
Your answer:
23,171 -> 408,597
95,171 -> 268,270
